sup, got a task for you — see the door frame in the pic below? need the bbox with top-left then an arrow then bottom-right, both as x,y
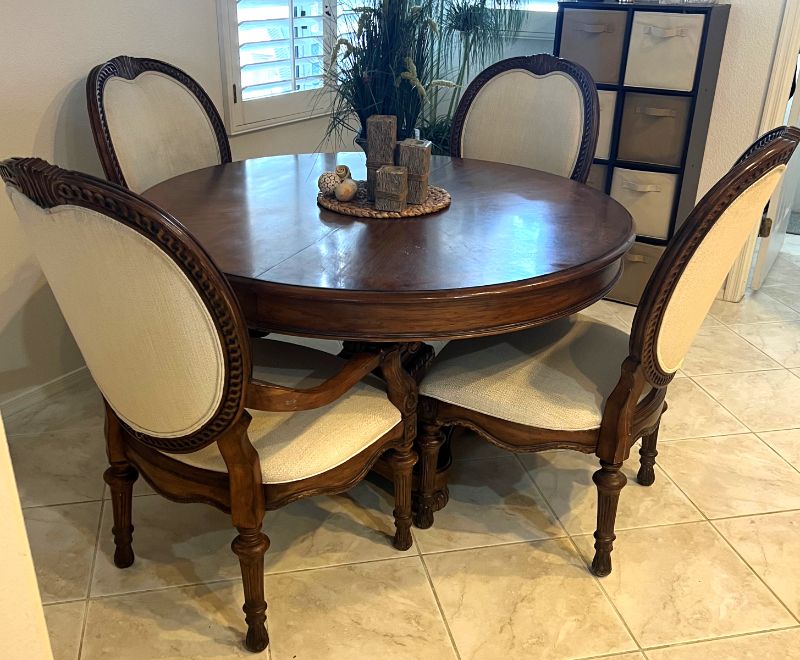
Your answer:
724,0 -> 800,301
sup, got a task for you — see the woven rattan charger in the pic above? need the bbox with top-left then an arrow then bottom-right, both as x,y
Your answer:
317,180 -> 451,218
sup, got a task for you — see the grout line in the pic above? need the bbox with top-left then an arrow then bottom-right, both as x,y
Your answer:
562,532 -> 643,654
41,596 -> 87,607
86,553 -> 420,602
514,454 -> 644,654
724,321 -> 800,369
416,534 -> 569,559
638,623 -> 800,653
755,431 -> 800,478
580,649 -> 648,660
707,507 -> 800,523
513,453 -> 572,538
688,370 -> 779,433
706,518 -> 800,625
682,365 -> 785,377
78,498 -> 106,659
417,553 -> 462,660
686,373 -> 800,478
653,461 -> 800,626
22,497 -> 105,511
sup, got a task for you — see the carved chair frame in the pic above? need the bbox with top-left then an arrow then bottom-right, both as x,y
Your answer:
449,54 -> 600,183
420,126 -> 800,577
86,55 -> 232,188
0,158 -> 417,654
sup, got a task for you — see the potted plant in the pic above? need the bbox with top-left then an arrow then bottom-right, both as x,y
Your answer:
422,0 -> 523,153
325,0 -> 455,148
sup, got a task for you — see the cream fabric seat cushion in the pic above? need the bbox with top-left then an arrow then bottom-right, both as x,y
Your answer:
460,69 -> 584,178
175,339 -> 402,484
9,192 -> 225,439
420,302 -> 633,431
103,71 -> 222,192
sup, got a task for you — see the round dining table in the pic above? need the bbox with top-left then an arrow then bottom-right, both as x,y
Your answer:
144,151 -> 635,342
144,152 -> 634,507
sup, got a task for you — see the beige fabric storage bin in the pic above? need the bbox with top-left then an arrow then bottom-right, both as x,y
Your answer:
610,168 -> 678,240
618,93 -> 692,167
625,12 -> 705,91
560,9 -> 628,85
586,164 -> 608,192
607,242 -> 665,305
597,91 -> 617,161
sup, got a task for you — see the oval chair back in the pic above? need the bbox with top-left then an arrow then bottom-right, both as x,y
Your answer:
449,54 -> 600,183
87,55 -> 232,193
632,126 -> 800,387
1,157 -> 249,453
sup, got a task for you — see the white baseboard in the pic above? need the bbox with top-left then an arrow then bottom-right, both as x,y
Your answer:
0,366 -> 91,420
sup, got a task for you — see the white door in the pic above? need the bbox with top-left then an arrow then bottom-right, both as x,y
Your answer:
752,61 -> 800,289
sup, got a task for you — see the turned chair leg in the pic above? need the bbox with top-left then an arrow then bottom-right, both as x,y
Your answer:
391,444 -> 417,550
637,423 -> 660,487
232,527 -> 270,653
591,460 -> 627,578
414,419 -> 445,529
103,463 -> 138,568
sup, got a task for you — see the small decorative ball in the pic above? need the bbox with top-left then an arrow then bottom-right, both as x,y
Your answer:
335,165 -> 352,181
318,171 -> 339,195
334,178 -> 358,202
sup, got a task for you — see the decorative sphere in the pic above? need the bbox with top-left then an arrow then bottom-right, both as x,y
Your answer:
318,171 -> 339,195
335,164 -> 352,181
334,178 -> 358,202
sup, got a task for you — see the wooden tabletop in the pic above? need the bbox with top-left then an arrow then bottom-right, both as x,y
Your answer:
144,153 -> 634,341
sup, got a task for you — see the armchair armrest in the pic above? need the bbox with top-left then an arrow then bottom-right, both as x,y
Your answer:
246,351 -> 384,412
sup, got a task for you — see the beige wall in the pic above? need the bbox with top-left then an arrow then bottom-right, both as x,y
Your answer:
698,0 -> 787,197
0,0 -> 339,406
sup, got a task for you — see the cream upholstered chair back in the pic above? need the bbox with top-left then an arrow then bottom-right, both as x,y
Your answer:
450,54 -> 599,183
87,56 -> 231,193
631,127 -> 800,386
1,158 -> 250,451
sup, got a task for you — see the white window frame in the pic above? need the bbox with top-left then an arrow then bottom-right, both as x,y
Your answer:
216,0 -> 336,135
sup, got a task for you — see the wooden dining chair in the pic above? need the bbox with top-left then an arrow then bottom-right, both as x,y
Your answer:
449,54 -> 600,183
417,126 -> 800,576
1,157 -> 417,653
86,55 -> 231,193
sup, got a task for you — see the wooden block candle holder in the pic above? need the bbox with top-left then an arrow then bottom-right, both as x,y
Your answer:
397,138 -> 432,204
375,166 -> 408,213
366,115 -> 397,201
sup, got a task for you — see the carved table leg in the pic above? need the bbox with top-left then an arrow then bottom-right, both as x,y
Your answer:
591,460 -> 626,578
414,417 -> 446,529
343,341 -> 451,517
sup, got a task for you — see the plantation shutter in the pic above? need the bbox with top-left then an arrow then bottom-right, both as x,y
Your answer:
236,0 -> 326,100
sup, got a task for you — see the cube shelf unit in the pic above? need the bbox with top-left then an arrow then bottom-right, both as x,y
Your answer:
554,0 -> 729,303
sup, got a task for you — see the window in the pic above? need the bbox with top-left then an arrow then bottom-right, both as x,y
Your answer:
217,0 -> 557,135
520,1 -> 558,11
217,0 -> 336,134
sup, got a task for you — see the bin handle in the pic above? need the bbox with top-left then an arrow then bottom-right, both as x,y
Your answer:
622,178 -> 662,193
636,106 -> 677,118
644,25 -> 688,38
575,22 -> 612,34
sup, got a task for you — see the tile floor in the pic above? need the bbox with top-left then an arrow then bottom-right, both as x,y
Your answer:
8,238 -> 800,659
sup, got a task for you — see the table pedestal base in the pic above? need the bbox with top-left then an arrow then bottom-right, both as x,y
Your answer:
342,340 -> 451,522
